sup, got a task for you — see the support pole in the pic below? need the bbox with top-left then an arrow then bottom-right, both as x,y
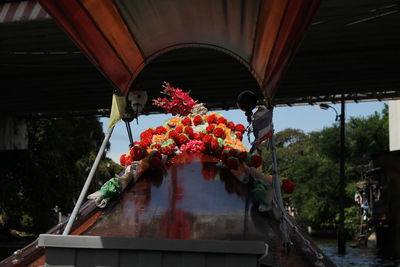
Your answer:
338,96 -> 346,254
269,126 -> 290,253
124,120 -> 133,145
62,126 -> 114,235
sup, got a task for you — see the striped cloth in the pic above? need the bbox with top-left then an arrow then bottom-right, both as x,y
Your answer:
252,108 -> 273,149
0,1 -> 50,23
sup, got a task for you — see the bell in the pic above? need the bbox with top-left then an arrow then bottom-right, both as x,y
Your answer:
237,90 -> 257,112
237,90 -> 257,123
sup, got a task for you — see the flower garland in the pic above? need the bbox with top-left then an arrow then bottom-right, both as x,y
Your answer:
119,112 -> 264,171
92,83 -> 296,209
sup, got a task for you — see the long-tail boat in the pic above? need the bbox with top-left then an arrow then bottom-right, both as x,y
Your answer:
0,0 -> 340,266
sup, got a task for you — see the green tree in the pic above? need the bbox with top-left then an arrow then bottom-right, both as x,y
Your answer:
266,105 -> 389,238
0,117 -> 122,235
262,128 -> 310,176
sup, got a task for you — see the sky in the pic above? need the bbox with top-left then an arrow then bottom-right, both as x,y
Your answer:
100,101 -> 387,163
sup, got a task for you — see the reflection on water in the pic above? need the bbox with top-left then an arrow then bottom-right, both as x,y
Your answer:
313,238 -> 400,267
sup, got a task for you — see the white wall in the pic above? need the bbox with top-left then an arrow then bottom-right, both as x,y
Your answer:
389,100 -> 400,151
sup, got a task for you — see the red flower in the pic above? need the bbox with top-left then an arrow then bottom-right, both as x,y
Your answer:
216,117 -> 227,125
235,132 -> 243,141
168,130 -> 178,140
140,128 -> 154,140
203,134 -> 213,145
211,138 -> 221,151
149,157 -> 162,169
206,124 -> 216,133
207,114 -> 216,124
193,115 -> 203,126
235,124 -> 246,133
226,157 -> 239,170
175,126 -> 183,133
125,156 -> 133,166
130,146 -> 144,161
281,179 -> 296,194
194,132 -> 205,140
182,117 -> 192,126
140,137 -> 152,148
223,145 -> 233,151
250,154 -> 263,168
199,143 -> 207,152
177,134 -> 189,145
183,127 -> 194,138
213,127 -> 225,139
161,145 -> 173,156
155,126 -> 167,135
227,121 -> 235,130
119,154 -> 126,166
151,143 -> 162,151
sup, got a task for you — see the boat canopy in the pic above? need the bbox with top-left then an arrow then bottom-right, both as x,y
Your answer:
39,0 -> 320,104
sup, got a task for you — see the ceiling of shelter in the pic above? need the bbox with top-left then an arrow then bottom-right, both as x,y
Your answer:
0,0 -> 399,117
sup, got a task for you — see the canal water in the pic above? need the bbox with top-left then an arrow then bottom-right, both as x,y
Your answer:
314,238 -> 400,267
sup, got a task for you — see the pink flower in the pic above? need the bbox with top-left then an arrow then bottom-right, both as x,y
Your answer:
153,82 -> 197,116
180,140 -> 205,153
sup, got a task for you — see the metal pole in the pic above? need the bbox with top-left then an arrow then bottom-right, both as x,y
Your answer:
62,126 -> 114,235
338,96 -> 346,254
124,120 -> 133,145
269,125 -> 290,253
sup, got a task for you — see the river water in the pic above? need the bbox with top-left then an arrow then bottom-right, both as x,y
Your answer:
314,238 -> 400,267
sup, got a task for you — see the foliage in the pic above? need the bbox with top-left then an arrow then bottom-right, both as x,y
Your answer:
266,105 -> 388,239
0,117 -> 122,234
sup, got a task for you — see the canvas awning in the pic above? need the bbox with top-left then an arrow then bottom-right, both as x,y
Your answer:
38,0 -> 320,104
